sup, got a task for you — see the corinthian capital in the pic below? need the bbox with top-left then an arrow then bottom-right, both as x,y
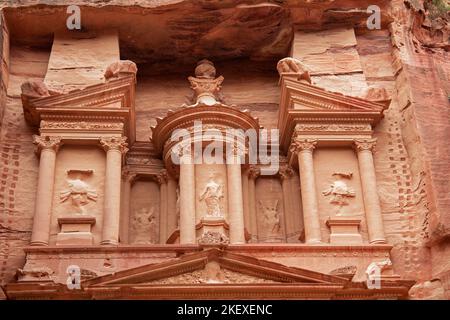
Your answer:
100,136 -> 128,154
248,165 -> 260,180
354,138 -> 377,152
155,169 -> 168,185
289,138 -> 317,154
279,165 -> 294,181
33,135 -> 61,153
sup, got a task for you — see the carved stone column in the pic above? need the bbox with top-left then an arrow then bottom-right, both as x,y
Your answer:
354,139 -> 386,244
247,166 -> 260,242
157,170 -> 168,244
241,169 -> 250,238
179,151 -> 196,244
166,174 -> 178,239
100,137 -> 128,245
290,138 -> 322,243
227,154 -> 245,244
30,135 -> 61,246
279,165 -> 295,242
120,170 -> 136,244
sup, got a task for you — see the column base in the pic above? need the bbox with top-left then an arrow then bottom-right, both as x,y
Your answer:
326,217 -> 363,245
369,238 -> 387,244
305,239 -> 322,244
29,241 -> 49,246
56,215 -> 96,246
100,240 -> 119,246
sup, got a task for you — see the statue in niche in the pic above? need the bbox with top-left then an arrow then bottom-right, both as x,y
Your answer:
259,200 -> 281,235
322,172 -> 355,215
132,207 -> 157,244
60,179 -> 97,215
200,175 -> 224,218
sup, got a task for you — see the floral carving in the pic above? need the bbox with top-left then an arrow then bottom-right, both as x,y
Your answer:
295,124 -> 372,132
40,121 -> 124,130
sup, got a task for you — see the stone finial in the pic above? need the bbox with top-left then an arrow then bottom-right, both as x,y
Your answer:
188,59 -> 224,106
277,57 -> 311,84
21,80 -> 58,99
104,60 -> 138,81
194,59 -> 216,79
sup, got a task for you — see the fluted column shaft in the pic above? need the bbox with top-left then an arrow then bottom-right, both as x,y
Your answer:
290,139 -> 322,243
100,137 -> 128,245
227,155 -> 245,244
354,139 -> 386,244
179,153 -> 196,244
31,136 -> 61,246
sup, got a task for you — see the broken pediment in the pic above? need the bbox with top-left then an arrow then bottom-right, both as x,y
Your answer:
277,60 -> 390,152
21,66 -> 137,144
82,248 -> 348,287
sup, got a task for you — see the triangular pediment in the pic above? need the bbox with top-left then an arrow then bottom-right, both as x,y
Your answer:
82,248 -> 348,287
280,76 -> 387,113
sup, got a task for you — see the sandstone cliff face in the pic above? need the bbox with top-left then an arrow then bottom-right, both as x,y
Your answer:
0,0 -> 449,299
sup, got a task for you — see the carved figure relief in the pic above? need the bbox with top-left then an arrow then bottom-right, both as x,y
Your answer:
198,231 -> 229,246
322,172 -> 355,216
259,200 -> 281,236
200,176 -> 224,218
132,207 -> 157,244
149,261 -> 277,285
60,171 -> 97,215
